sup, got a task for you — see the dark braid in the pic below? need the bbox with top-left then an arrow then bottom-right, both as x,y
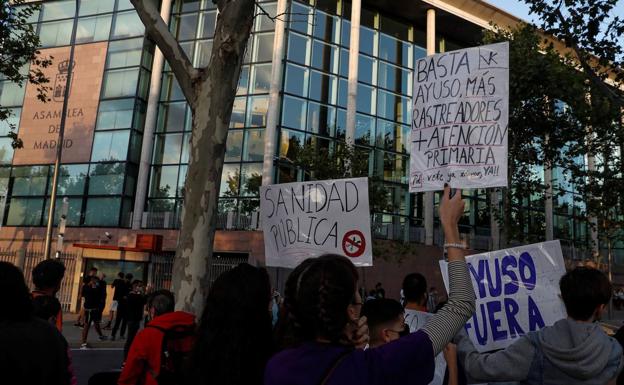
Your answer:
279,254 -> 358,346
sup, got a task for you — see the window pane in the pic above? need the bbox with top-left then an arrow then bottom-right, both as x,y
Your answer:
158,102 -> 188,132
107,37 -> 143,68
153,134 -> 183,164
360,27 -> 375,56
246,96 -> 268,127
237,66 -> 249,95
256,3 -> 277,31
198,11 -> 216,38
287,33 -> 309,65
243,129 -> 264,161
116,0 -> 134,10
180,133 -> 190,164
355,114 -> 374,145
309,71 -> 336,104
220,164 -> 240,197
230,97 -> 246,128
76,14 -> 112,44
241,163 -> 262,196
84,197 -> 121,226
284,64 -> 308,97
356,84 -> 374,114
377,119 -> 409,153
281,96 -> 306,129
39,20 -> 73,47
225,130 -> 243,162
0,82 -> 24,108
377,90 -> 410,125
358,55 -> 374,84
0,139 -> 14,164
6,198 -> 43,226
102,68 -> 139,98
112,11 -> 144,39
279,129 -> 303,161
378,61 -> 410,94
339,48 -> 349,77
149,166 -> 178,198
12,166 -> 48,196
160,73 -> 185,101
311,40 -> 338,73
290,2 -> 311,34
79,0 -> 114,16
379,34 -> 399,63
91,131 -> 130,161
253,33 -> 274,62
194,39 -> 213,68
307,102 -> 335,136
313,10 -> 338,43
43,197 -> 83,226
251,63 -> 272,94
341,20 -> 350,47
172,13 -> 198,40
55,164 -> 88,195
41,0 -> 75,21
337,78 -> 347,108
177,165 -> 187,196
96,99 -> 135,130
0,108 -> 21,135
88,163 -> 125,195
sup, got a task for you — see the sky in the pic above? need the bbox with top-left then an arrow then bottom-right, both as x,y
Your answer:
485,0 -> 624,24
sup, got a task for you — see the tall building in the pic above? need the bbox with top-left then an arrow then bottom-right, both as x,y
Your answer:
0,0 -> 611,310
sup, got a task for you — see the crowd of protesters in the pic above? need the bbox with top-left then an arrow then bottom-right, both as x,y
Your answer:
2,186 -> 624,385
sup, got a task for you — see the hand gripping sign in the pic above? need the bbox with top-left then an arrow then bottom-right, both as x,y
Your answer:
410,42 -> 509,192
440,240 -> 567,352
260,177 -> 373,268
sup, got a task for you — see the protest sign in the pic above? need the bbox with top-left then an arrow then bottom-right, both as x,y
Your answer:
410,42 -> 509,192
440,240 -> 566,352
260,177 -> 373,268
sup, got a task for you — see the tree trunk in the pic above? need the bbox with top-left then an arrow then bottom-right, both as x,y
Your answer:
171,0 -> 255,315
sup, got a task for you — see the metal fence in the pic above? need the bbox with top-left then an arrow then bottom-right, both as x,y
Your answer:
2,249 -> 78,312
149,252 -> 175,290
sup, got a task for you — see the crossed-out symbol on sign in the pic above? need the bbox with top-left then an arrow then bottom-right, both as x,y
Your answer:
342,230 -> 366,258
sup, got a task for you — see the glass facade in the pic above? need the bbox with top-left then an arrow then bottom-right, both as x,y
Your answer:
0,0 -> 610,259
2,0 -> 149,227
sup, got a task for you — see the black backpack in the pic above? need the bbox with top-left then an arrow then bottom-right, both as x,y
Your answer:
146,324 -> 196,385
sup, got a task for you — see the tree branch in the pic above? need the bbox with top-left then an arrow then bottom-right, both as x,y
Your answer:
552,8 -> 623,107
130,0 -> 199,105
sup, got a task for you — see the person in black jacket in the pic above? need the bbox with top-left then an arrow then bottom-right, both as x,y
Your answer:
0,261 -> 72,385
123,280 -> 146,360
81,276 -> 107,348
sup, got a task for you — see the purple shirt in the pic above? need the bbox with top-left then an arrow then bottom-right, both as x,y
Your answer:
265,330 -> 435,385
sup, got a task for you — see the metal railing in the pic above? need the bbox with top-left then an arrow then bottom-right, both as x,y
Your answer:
3,249 -> 78,312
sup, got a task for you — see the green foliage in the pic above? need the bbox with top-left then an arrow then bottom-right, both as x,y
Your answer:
485,24 -> 624,248
522,0 -> 623,105
0,0 -> 52,148
288,141 -> 393,214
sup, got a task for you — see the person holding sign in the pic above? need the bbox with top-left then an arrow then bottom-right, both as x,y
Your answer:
264,185 -> 476,385
455,267 -> 623,385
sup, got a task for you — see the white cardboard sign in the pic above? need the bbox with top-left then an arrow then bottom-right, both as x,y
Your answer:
440,240 -> 567,352
410,42 -> 509,192
260,177 -> 373,268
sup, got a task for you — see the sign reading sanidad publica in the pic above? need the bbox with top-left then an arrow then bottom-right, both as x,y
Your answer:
410,42 -> 509,192
260,177 -> 373,269
440,240 -> 567,352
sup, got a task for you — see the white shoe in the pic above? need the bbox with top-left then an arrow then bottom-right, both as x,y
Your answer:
80,343 -> 88,350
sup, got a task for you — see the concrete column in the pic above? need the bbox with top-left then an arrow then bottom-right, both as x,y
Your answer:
544,164 -> 554,241
132,0 -> 174,229
262,0 -> 289,186
345,0 -> 361,146
424,8 -> 436,245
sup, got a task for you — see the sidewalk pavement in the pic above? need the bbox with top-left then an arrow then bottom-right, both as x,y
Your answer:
62,313 -> 126,349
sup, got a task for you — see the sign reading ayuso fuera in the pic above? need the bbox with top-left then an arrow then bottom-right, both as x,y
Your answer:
440,240 -> 567,352
260,178 -> 373,268
410,42 -> 509,192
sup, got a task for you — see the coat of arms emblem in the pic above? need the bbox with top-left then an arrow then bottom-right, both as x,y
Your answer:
53,59 -> 75,102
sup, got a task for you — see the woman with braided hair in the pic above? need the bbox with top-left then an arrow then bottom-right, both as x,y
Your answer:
265,185 -> 476,385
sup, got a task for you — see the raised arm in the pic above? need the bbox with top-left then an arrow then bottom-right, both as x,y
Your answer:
422,185 -> 476,355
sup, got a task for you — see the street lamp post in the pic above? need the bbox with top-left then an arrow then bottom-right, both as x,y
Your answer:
43,0 -> 79,260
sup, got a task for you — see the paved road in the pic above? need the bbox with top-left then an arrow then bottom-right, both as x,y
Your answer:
71,348 -> 123,385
